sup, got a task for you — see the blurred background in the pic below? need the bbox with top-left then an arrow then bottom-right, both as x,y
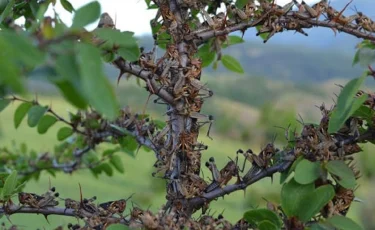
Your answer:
1,0 -> 375,229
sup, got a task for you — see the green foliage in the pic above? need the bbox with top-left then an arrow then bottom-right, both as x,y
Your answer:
294,159 -> 321,184
106,224 -> 129,230
326,160 -> 356,189
326,215 -> 363,230
71,1 -> 100,29
77,43 -> 119,120
243,209 -> 282,229
0,98 -> 10,112
221,55 -> 244,74
37,115 -> 58,134
60,0 -> 74,13
198,42 -> 215,67
119,136 -> 138,157
14,102 -> 32,129
353,40 -> 375,66
328,72 -> 367,133
27,105 -> 48,127
281,179 -> 335,222
0,0 -> 16,23
57,127 -> 73,141
1,170 -> 18,200
110,155 -> 125,174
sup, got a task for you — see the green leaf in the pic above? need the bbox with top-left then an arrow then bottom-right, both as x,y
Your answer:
258,220 -> 278,230
14,102 -> 32,129
106,224 -> 129,230
54,80 -> 88,109
0,30 -> 45,67
27,105 -> 48,127
0,98 -> 10,112
1,171 -> 18,200
326,215 -> 363,230
222,35 -> 245,48
94,29 -> 138,48
37,115 -> 58,134
328,72 -> 367,133
101,163 -> 113,176
221,55 -> 244,74
76,43 -> 119,120
294,159 -> 321,184
0,55 -> 24,94
57,127 -> 74,141
119,136 -> 138,157
280,156 -> 303,184
308,223 -> 335,230
0,0 -> 16,23
198,43 -> 215,68
60,0 -> 74,12
326,160 -> 356,189
297,184 -> 335,222
72,1 -> 100,29
110,155 -> 125,173
243,209 -> 282,228
235,0 -> 248,8
118,46 -> 140,62
281,178 -> 314,217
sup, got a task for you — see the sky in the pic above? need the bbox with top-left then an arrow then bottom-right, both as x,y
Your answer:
44,0 -> 323,36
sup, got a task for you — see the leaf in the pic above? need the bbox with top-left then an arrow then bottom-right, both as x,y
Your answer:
101,163 -> 113,176
258,220 -> 278,230
326,160 -> 356,189
0,0 -> 16,23
243,209 -> 282,228
308,223 -> 335,230
119,136 -> 138,157
328,72 -> 367,133
27,105 -> 48,127
94,29 -> 138,48
235,0 -> 249,8
0,30 -> 45,67
198,43 -> 215,68
110,155 -> 125,173
60,0 -> 74,12
280,156 -> 303,184
294,159 -> 321,184
54,80 -> 88,109
221,55 -> 244,74
281,179 -> 314,217
76,43 -> 119,120
37,115 -> 58,134
118,46 -> 140,62
0,52 -> 24,94
57,127 -> 74,141
14,102 -> 32,129
326,215 -> 363,230
0,99 -> 10,112
1,171 -> 18,200
72,1 -> 100,29
297,184 -> 335,222
222,35 -> 245,48
109,124 -> 133,136
106,224 -> 129,230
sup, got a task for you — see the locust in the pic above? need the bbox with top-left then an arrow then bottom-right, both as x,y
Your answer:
293,0 -> 328,19
205,157 -> 239,192
98,193 -> 134,216
18,187 -> 59,209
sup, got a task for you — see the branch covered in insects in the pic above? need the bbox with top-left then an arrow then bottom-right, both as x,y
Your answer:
187,1 -> 375,46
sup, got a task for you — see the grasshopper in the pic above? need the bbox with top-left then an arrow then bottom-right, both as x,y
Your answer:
18,187 -> 59,209
205,157 -> 239,192
326,5 -> 358,26
98,193 -> 134,216
355,12 -> 375,32
293,0 -> 328,19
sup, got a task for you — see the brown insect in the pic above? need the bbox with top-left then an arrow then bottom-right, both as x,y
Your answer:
98,193 -> 134,216
205,157 -> 239,192
294,0 -> 328,19
355,12 -> 375,32
18,187 -> 59,209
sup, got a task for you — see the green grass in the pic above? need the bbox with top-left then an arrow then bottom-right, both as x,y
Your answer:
0,96 -> 372,229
